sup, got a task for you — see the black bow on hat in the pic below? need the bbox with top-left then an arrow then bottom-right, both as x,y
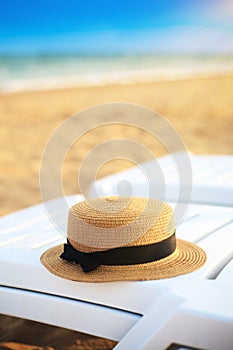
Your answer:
60,241 -> 101,272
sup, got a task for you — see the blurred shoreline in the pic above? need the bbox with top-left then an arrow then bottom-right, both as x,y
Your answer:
1,54 -> 233,93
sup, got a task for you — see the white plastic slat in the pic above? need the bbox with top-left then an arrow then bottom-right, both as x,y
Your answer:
187,223 -> 233,281
114,291 -> 184,350
216,258 -> 233,288
0,195 -> 83,234
88,154 -> 233,206
164,302 -> 233,350
206,162 -> 233,186
115,281 -> 233,350
0,228 -> 64,250
0,195 -> 83,249
193,157 -> 233,183
0,286 -> 140,341
0,211 -> 48,235
191,155 -> 217,169
177,212 -> 233,243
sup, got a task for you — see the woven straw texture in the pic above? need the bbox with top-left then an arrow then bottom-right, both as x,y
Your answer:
67,196 -> 174,250
41,196 -> 206,282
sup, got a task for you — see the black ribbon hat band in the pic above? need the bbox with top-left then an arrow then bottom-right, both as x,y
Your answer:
60,232 -> 176,273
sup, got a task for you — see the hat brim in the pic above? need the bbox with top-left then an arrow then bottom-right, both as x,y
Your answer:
40,239 -> 206,282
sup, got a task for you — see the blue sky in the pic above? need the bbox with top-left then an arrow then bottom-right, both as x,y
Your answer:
0,0 -> 232,54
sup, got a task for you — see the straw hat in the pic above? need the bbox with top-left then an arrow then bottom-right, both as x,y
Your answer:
41,196 -> 206,282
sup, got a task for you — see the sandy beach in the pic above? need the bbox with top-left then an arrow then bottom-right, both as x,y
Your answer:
0,74 -> 233,349
1,74 -> 233,216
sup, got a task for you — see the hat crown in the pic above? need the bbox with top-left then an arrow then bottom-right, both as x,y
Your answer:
67,196 -> 175,252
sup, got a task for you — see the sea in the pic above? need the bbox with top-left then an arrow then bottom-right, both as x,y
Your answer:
0,54 -> 233,93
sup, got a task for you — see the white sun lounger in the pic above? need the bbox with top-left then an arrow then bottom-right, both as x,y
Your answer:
89,153 -> 233,207
1,154 -> 233,350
